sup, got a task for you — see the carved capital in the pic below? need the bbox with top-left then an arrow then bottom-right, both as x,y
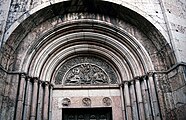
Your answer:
31,77 -> 39,83
26,77 -> 31,82
130,81 -> 134,85
123,81 -> 129,85
43,81 -> 50,86
119,83 -> 123,87
20,73 -> 26,78
50,83 -> 54,89
38,80 -> 43,84
147,72 -> 154,77
134,76 -> 140,80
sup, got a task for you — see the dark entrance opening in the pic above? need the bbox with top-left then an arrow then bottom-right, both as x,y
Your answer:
62,107 -> 112,120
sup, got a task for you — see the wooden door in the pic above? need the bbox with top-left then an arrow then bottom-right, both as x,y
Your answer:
62,108 -> 112,120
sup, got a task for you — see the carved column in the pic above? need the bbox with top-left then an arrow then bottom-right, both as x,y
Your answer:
37,81 -> 44,120
23,77 -> 32,119
30,78 -> 39,120
147,73 -> 161,120
124,82 -> 132,120
15,74 -> 26,120
141,76 -> 153,120
120,83 -> 126,120
130,81 -> 138,120
135,77 -> 145,120
49,84 -> 53,120
43,81 -> 50,120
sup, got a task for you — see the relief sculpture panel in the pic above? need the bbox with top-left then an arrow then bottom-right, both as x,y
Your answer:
55,56 -> 117,85
64,63 -> 109,85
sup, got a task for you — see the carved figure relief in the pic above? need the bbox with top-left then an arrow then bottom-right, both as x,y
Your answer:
55,56 -> 118,85
64,63 -> 110,85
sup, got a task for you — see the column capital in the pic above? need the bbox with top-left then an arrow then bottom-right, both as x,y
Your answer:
26,76 -> 32,82
20,73 -> 27,78
119,83 -> 123,87
50,83 -> 54,88
123,81 -> 129,85
130,81 -> 134,85
43,81 -> 50,86
38,80 -> 43,84
147,72 -> 154,77
31,77 -> 39,83
134,76 -> 141,80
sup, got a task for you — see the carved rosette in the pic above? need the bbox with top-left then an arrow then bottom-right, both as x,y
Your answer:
63,63 -> 110,85
62,98 -> 71,106
82,97 -> 91,106
102,97 -> 112,106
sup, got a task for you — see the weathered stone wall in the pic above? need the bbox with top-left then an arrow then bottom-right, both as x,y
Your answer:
166,65 -> 186,119
0,70 -> 19,120
155,65 -> 186,120
163,0 -> 186,62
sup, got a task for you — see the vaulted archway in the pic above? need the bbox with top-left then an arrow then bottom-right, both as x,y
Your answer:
0,1 -> 177,120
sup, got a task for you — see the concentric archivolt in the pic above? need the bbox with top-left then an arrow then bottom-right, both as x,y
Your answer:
23,19 -> 154,83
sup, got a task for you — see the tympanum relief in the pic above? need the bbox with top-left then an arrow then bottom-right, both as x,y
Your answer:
55,56 -> 118,85
64,63 -> 109,85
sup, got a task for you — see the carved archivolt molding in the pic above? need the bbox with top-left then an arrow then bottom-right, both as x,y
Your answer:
64,63 -> 110,85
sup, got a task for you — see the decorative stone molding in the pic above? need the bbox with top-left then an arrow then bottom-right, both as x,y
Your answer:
82,97 -> 91,106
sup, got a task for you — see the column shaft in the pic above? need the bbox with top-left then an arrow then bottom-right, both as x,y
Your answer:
120,85 -> 126,120
15,74 -> 26,120
130,81 -> 138,120
148,74 -> 161,120
141,78 -> 153,120
23,77 -> 32,119
30,78 -> 38,120
124,82 -> 132,120
135,79 -> 145,120
43,82 -> 50,120
37,81 -> 44,120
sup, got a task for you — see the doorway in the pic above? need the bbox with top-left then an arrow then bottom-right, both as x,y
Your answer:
62,107 -> 112,120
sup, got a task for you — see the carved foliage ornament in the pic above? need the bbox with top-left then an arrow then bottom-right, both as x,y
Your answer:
63,63 -> 110,85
